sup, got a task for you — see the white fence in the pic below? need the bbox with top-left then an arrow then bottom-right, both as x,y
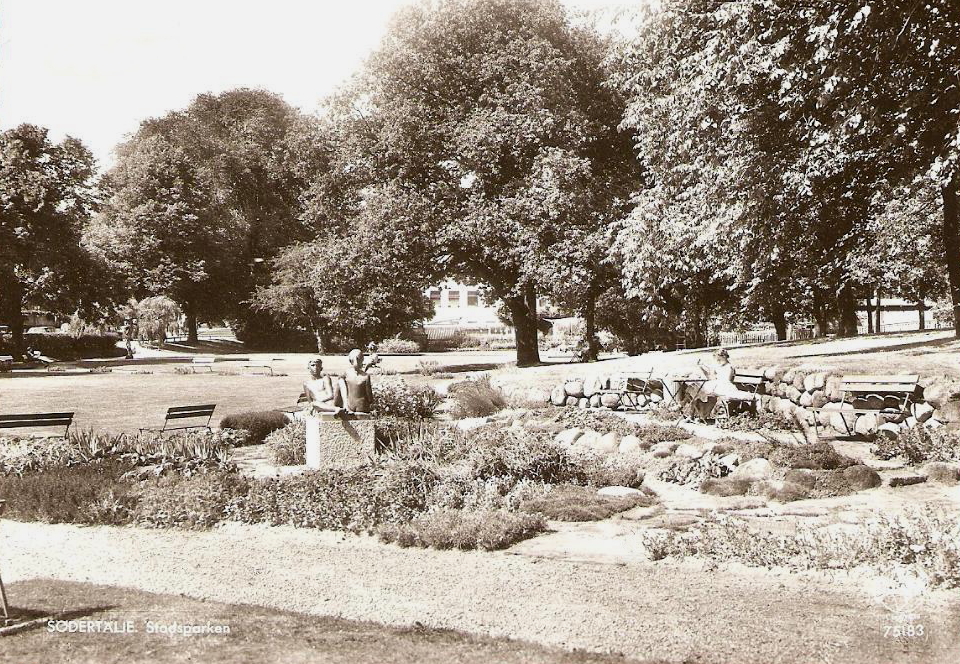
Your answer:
717,326 -> 815,347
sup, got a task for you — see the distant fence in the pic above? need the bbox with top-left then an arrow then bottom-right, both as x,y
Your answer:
856,320 -> 952,334
717,327 -> 815,347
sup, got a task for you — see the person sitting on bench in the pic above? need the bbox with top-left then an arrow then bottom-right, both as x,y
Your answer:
689,348 -> 756,420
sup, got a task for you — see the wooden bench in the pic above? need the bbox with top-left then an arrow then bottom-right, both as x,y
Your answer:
811,374 -> 920,438
0,356 -> 13,373
714,370 -> 767,426
241,358 -> 282,376
0,412 -> 74,437
191,356 -> 216,373
140,404 -> 216,434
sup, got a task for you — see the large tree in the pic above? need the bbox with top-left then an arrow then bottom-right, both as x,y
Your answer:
332,0 -> 637,365
88,89 -> 321,341
0,125 -> 97,352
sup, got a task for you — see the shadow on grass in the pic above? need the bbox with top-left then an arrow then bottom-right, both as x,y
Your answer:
783,334 -> 959,360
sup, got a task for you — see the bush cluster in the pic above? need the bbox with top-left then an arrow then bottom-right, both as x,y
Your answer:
376,336 -> 421,354
19,333 -> 125,360
219,410 -> 290,445
265,420 -> 307,465
376,509 -> 546,550
874,426 -> 960,464
518,484 -> 656,521
134,471 -> 248,529
372,378 -> 442,420
546,408 -> 691,442
448,375 -> 507,418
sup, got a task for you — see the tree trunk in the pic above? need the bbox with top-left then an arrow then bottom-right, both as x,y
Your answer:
813,290 -> 828,337
866,298 -> 874,334
771,306 -> 787,341
581,293 -> 599,362
918,299 -> 926,331
0,269 -> 25,356
837,284 -> 859,337
941,172 -> 960,337
313,325 -> 329,354
874,289 -> 882,333
185,301 -> 198,343
506,289 -> 540,367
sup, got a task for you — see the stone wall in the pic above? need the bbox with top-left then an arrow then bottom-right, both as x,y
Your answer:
548,368 -> 959,440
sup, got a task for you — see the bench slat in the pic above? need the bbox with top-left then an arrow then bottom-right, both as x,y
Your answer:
733,376 -> 764,384
841,374 -> 919,384
840,383 -> 918,394
0,412 -> 74,423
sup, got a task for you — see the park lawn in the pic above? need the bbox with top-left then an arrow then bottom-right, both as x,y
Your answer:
2,579 -> 647,664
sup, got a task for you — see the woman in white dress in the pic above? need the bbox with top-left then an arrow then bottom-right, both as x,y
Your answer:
689,348 -> 756,420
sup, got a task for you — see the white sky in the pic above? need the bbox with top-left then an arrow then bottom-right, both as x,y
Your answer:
0,0 -> 639,171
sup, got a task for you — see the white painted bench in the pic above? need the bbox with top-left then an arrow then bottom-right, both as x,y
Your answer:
241,358 -> 282,376
191,356 -> 216,372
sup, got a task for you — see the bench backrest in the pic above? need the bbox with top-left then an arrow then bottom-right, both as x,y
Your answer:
0,412 -> 74,433
192,356 -> 216,364
165,404 -> 216,421
839,374 -> 919,395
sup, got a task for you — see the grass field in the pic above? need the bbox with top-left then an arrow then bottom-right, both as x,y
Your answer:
1,330 -> 956,433
2,579 -> 647,664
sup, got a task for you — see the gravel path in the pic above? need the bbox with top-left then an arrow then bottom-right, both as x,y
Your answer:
3,520 -> 959,663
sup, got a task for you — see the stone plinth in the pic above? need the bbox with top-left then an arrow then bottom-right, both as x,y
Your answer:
305,414 -> 376,470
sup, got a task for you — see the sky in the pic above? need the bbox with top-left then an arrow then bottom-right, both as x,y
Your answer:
0,0 -> 639,170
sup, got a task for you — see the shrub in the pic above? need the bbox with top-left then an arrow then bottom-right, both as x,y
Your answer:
466,428 -> 584,485
265,420 -> 306,465
0,460 -> 136,524
519,484 -> 656,521
875,426 -> 960,464
122,430 -> 238,477
737,440 -> 856,470
133,471 -> 248,530
700,477 -> 753,497
372,378 -> 442,420
22,332 -> 124,360
641,509 -> 960,589
449,375 -> 507,418
841,464 -> 882,490
416,359 -> 442,376
376,419 -> 470,465
377,336 -> 421,354
231,460 -> 438,532
724,410 -> 799,432
0,430 -> 133,476
219,410 -> 290,445
376,509 -> 546,550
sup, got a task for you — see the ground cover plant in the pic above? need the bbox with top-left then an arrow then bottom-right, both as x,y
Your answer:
519,484 -> 656,521
874,426 -> 960,464
266,419 -> 307,465
642,508 -> 960,589
372,377 -> 443,419
541,408 -> 691,443
376,509 -> 547,550
219,410 -> 290,445
448,374 -> 507,418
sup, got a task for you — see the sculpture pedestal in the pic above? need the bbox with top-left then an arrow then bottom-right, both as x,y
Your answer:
305,414 -> 376,470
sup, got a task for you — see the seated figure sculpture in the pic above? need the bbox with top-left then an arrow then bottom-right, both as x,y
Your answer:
334,348 -> 374,416
303,358 -> 343,417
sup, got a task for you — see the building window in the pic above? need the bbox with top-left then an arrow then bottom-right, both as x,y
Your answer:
467,291 -> 479,307
447,290 -> 461,307
429,289 -> 441,303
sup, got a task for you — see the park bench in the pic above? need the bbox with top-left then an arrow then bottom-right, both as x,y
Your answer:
811,374 -> 920,438
0,412 -> 74,437
140,404 -> 216,434
601,369 -> 657,398
0,356 -> 12,373
713,370 -> 767,426
191,356 -> 216,373
240,358 -> 282,376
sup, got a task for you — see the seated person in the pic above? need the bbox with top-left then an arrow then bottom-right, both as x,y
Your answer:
303,358 -> 343,417
689,348 -> 756,420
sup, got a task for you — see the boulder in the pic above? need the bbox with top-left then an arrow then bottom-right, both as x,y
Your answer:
635,394 -> 649,408
903,416 -> 919,429
600,392 -> 621,409
803,373 -> 818,393
799,391 -> 814,408
674,443 -> 703,459
877,422 -> 901,440
784,468 -> 818,489
550,385 -> 567,406
618,435 -> 642,454
923,462 -> 960,485
853,413 -> 879,437
564,381 -> 585,398
810,390 -> 829,409
649,391 -> 663,404
763,365 -> 782,381
829,404 -> 857,434
921,378 -> 960,409
565,396 -> 578,407
583,376 -> 603,398
578,397 -> 589,409
555,428 -> 584,446
719,453 -> 741,470
889,475 -> 927,488
589,394 -> 602,408
597,486 -> 643,498
576,429 -> 600,448
925,418 -> 945,429
731,458 -> 773,481
825,375 -> 843,402
784,386 -> 802,403
652,441 -> 679,458
595,432 -> 619,454
910,402 -> 935,423
783,369 -> 796,386
792,371 -> 806,391
842,464 -> 882,490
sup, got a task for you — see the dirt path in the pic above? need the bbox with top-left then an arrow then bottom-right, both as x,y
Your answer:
2,519 -> 958,663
